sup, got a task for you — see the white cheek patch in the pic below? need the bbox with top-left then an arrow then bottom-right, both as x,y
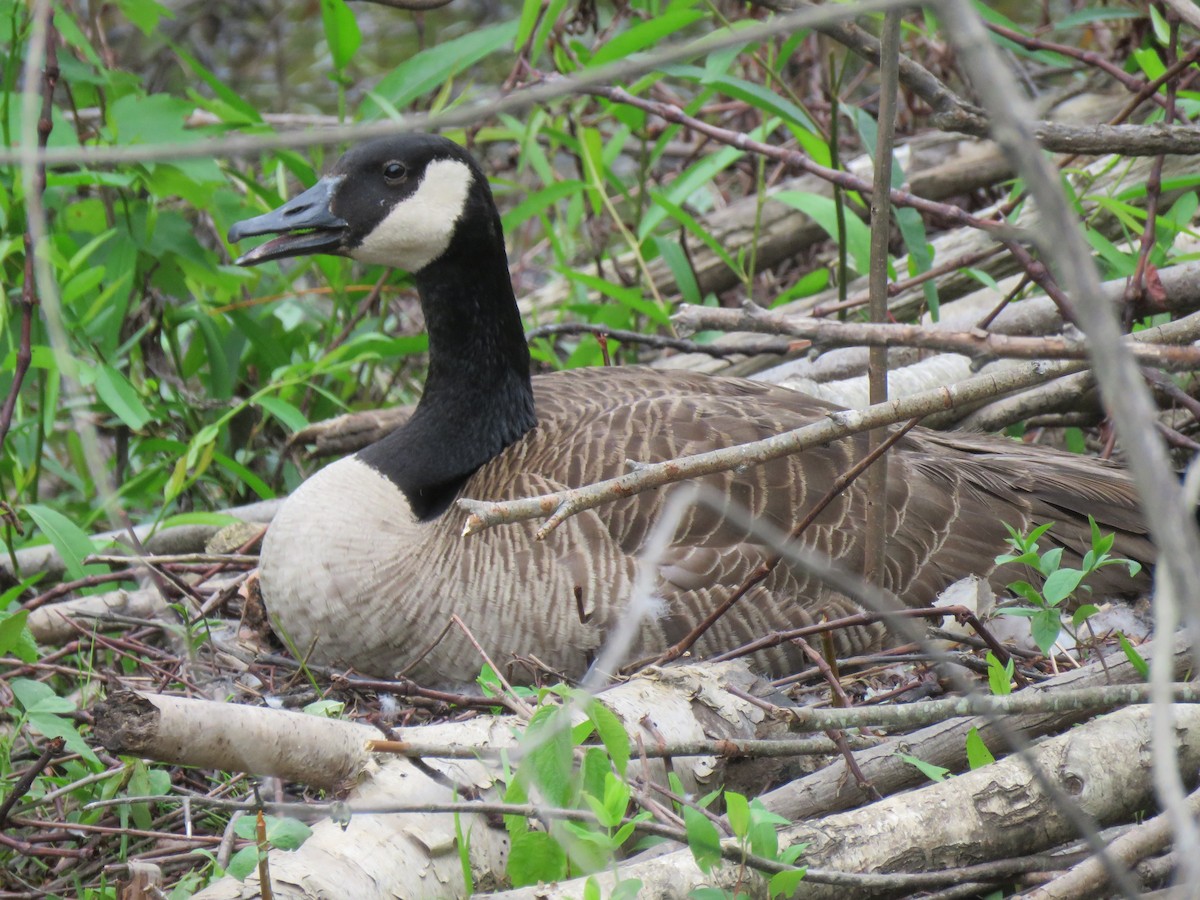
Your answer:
351,158 -> 473,271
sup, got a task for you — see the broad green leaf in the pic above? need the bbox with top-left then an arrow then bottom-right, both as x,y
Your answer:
725,791 -> 750,839
524,706 -> 574,808
1037,547 -> 1064,577
361,23 -> 517,118
1119,633 -> 1149,679
649,191 -> 742,277
501,180 -> 585,231
770,868 -> 807,898
11,678 -> 73,714
1042,567 -> 1084,606
94,364 -> 152,430
0,610 -> 37,663
27,712 -> 100,765
590,10 -> 706,67
986,651 -> 1013,696
23,504 -> 103,584
257,396 -> 310,434
114,0 -> 173,34
320,0 -> 362,72
1071,603 -> 1099,628
559,268 -> 671,327
1031,609 -> 1063,655
654,236 -> 702,306
897,753 -> 950,782
171,43 -> 261,123
668,64 -> 817,133
226,845 -> 261,881
773,190 -> 872,275
638,140 -> 752,240
965,727 -> 995,769
265,817 -> 312,850
585,699 -> 630,776
507,830 -> 568,887
683,805 -> 722,873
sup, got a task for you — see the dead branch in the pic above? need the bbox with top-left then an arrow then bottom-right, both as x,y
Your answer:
674,303 -> 1200,370
458,359 -> 1088,538
486,701 -> 1200,899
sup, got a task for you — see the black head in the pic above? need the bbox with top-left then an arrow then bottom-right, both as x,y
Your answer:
228,134 -> 492,272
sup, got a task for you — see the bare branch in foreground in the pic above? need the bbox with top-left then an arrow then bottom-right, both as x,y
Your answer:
458,359 -> 1087,538
675,303 -> 1200,370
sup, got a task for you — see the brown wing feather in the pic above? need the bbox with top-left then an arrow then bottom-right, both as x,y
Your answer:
454,367 -> 1151,676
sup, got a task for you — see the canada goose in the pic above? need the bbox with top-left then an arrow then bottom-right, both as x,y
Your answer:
228,133 -> 1152,685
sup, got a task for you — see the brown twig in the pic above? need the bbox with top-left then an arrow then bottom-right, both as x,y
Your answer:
525,322 -> 794,358
0,23 -> 56,453
0,736 -> 65,829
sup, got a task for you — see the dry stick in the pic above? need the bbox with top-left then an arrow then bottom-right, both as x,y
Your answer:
3,0 -> 918,170
621,418 -> 920,675
985,21 -> 1175,113
1023,784 -> 1200,900
791,634 -> 881,801
458,360 -> 1086,538
0,736 -> 65,829
936,4 -> 1200,896
672,303 -> 1200,369
811,245 -> 1004,318
450,614 -> 535,719
1124,20 -> 1179,321
864,10 -> 902,590
0,21 -> 56,453
524,322 -> 794,358
722,681 -> 1200,734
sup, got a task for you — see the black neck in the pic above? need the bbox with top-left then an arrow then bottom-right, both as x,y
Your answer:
358,218 -> 537,520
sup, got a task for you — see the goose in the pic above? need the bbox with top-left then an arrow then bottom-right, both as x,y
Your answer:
227,133 -> 1152,685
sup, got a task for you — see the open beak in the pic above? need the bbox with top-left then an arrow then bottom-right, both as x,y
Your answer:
228,176 -> 349,266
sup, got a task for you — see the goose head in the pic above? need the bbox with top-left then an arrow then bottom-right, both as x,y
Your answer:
228,133 -> 495,274
229,134 -> 536,520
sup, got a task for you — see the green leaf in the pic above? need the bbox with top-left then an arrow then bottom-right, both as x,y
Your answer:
320,0 -> 362,71
637,142 -> 751,240
94,364 -> 153,430
769,868 -> 807,898
27,711 -> 99,765
265,816 -> 312,850
773,190 -> 872,275
1037,547 -> 1064,577
965,727 -> 995,769
897,753 -> 950,782
227,845 -> 261,881
0,610 -> 38,663
590,10 -> 706,66
725,791 -> 750,840
524,706 -> 574,808
985,651 -> 1013,696
683,805 -> 722,873
649,190 -> 742,277
585,699 -> 630,776
257,396 -> 310,434
655,236 -> 701,305
507,830 -> 568,887
1071,604 -> 1099,628
1119,633 -> 1149,678
303,699 -> 345,718
501,179 -> 586,231
1042,568 -> 1084,606
361,23 -> 517,117
23,504 -> 104,584
1031,609 -> 1063,655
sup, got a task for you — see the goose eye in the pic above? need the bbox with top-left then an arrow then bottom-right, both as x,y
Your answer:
383,161 -> 408,183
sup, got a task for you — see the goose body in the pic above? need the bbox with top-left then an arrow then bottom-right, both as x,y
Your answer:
229,134 -> 1152,685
